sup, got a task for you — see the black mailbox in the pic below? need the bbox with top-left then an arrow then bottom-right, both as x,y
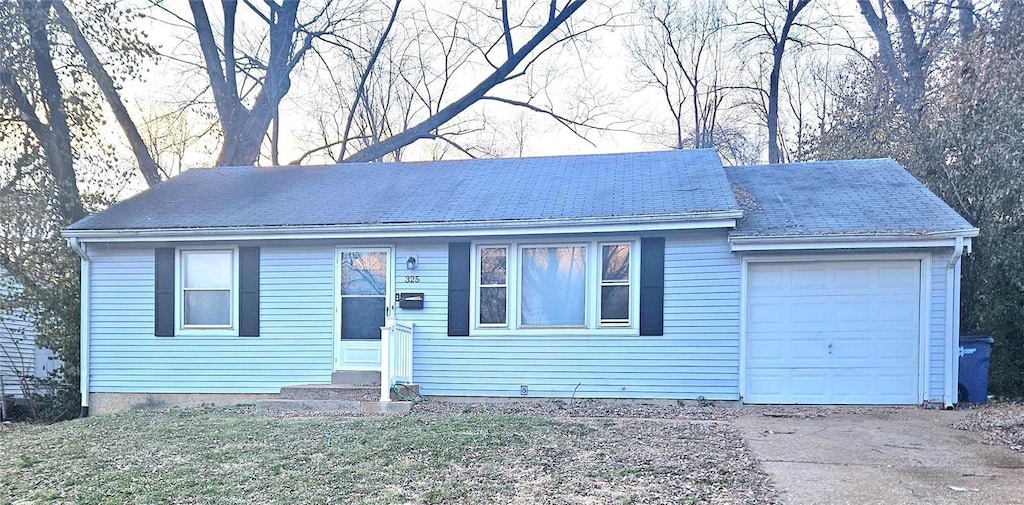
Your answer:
398,292 -> 424,310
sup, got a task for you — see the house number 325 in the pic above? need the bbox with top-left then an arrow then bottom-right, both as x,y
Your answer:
404,276 -> 420,283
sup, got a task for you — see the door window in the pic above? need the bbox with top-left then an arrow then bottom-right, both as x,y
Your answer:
340,251 -> 387,340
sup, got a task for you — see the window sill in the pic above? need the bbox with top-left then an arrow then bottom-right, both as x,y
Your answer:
168,329 -> 240,338
464,327 -> 642,338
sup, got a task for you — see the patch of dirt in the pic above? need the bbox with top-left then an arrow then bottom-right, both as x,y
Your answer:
953,400 -> 1024,452
411,398 -> 744,420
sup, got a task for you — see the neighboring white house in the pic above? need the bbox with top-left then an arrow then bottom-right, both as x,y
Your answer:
62,150 -> 978,414
1,271 -> 58,400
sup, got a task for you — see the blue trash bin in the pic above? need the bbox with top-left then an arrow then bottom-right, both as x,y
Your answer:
958,334 -> 995,404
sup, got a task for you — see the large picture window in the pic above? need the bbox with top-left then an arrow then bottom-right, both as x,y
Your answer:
178,249 -> 237,331
471,240 -> 638,333
521,246 -> 587,326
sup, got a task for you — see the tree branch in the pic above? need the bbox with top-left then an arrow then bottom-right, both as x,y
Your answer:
344,0 -> 589,162
337,0 -> 402,162
501,0 -> 514,59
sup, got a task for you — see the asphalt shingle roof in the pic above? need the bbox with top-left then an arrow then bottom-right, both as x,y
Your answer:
725,158 -> 976,238
67,150 -> 738,231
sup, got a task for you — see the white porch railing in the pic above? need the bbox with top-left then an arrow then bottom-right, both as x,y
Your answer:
379,319 -> 414,402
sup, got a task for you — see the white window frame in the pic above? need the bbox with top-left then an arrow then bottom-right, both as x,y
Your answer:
476,245 -> 509,328
598,242 -> 632,327
174,247 -> 240,336
469,238 -> 640,337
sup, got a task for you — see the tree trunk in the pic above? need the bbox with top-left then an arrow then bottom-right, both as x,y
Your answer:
22,0 -> 85,223
767,49 -> 784,163
958,0 -> 976,41
856,0 -> 927,124
889,0 -> 925,121
50,0 -> 162,187
190,1 -> 298,167
766,0 -> 810,164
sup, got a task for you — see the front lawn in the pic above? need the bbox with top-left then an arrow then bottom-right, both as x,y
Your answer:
1,406 -> 776,504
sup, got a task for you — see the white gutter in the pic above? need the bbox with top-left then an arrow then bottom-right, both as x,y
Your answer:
945,236 -> 965,408
67,237 -> 90,261
730,229 -> 979,252
68,238 -> 91,417
61,213 -> 742,243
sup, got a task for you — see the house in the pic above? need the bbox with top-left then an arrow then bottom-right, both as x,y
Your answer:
62,150 -> 978,415
1,271 -> 58,403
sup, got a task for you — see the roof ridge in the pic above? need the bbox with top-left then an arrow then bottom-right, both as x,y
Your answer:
183,149 -> 720,172
725,158 -> 895,169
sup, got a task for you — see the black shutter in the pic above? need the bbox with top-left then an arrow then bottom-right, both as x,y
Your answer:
448,242 -> 471,336
154,248 -> 175,337
639,237 -> 665,336
238,247 -> 260,337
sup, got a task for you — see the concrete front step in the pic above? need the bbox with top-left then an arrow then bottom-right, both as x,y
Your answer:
255,399 -> 412,414
280,383 -> 422,402
332,370 -> 381,385
281,384 -> 379,401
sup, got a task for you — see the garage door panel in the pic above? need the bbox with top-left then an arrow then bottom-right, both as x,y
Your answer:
879,265 -> 919,288
747,368 -> 919,405
834,266 -> 872,289
748,303 -> 784,324
747,268 -> 784,290
745,260 -> 921,405
790,267 -> 828,289
747,340 -> 785,362
878,301 -> 919,323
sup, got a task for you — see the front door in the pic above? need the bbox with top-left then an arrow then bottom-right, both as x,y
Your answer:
335,248 -> 391,370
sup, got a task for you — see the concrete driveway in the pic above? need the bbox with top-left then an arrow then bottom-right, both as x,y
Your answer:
734,408 -> 1024,504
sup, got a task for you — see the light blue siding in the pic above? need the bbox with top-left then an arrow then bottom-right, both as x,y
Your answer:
928,249 -> 952,402
400,231 -> 742,400
88,246 -> 335,393
85,236 -> 958,402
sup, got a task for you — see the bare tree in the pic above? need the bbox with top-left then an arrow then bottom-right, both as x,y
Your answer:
736,0 -> 812,164
856,0 -> 967,123
1,1 -> 85,223
187,1 -> 325,166
627,0 -> 742,155
50,0 -> 162,187
339,0 -> 607,163
138,106 -> 220,180
161,0 -> 613,166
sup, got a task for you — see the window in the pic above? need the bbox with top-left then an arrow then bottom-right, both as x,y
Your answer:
521,246 -> 586,327
478,247 -> 508,326
600,244 -> 630,325
471,240 -> 637,333
178,249 -> 237,332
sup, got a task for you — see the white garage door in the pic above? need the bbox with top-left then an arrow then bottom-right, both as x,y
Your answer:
745,260 -> 922,404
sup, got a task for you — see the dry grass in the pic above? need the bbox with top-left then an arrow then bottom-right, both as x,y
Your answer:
0,405 -> 777,504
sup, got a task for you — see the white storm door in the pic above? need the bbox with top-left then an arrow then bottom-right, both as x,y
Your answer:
335,248 -> 391,371
745,260 -> 922,404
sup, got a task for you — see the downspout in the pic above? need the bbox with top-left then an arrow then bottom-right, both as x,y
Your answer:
68,238 -> 90,418
945,237 -> 965,408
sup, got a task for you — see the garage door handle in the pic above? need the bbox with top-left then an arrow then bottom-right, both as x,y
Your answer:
828,342 -> 833,354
